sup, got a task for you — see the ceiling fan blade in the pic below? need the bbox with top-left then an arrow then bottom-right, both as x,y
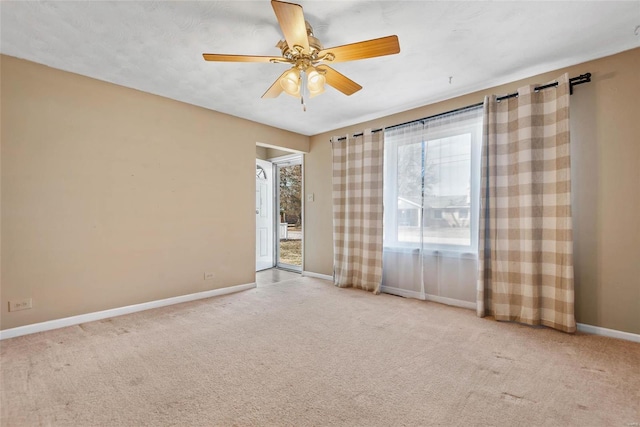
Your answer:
316,65 -> 362,96
318,35 -> 400,63
261,70 -> 290,98
271,0 -> 310,54
202,54 -> 281,63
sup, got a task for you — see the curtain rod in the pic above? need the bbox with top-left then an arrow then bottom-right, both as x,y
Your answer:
332,73 -> 591,141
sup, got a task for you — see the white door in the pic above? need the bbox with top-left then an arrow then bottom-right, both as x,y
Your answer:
256,159 -> 274,271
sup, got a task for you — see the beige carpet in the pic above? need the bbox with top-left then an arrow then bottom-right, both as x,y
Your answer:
1,277 -> 639,426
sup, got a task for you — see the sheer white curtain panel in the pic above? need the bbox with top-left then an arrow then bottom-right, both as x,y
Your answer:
382,107 -> 483,306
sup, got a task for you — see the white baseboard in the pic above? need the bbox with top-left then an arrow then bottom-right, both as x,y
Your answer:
381,286 -> 639,342
5,281 -> 636,344
0,282 -> 256,340
381,285 -> 477,310
302,271 -> 333,281
424,293 -> 477,310
381,285 -> 423,300
577,323 -> 640,343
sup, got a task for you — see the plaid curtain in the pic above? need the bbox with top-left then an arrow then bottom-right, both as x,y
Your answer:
478,73 -> 576,333
331,130 -> 384,294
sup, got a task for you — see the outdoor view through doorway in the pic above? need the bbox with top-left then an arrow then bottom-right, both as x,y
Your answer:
276,158 -> 302,271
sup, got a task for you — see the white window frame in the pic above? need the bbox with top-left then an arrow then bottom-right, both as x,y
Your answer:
384,109 -> 482,255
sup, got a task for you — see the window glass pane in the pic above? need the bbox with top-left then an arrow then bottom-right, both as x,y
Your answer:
383,105 -> 482,251
423,134 -> 471,246
396,142 -> 422,243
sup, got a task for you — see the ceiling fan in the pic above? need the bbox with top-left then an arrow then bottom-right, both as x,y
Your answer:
202,0 -> 400,107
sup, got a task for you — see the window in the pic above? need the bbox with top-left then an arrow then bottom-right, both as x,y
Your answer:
256,165 -> 267,180
383,106 -> 482,253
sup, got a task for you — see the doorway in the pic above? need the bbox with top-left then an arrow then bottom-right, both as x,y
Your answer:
274,156 -> 302,272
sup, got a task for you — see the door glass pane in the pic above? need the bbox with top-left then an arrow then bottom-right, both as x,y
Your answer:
278,164 -> 302,267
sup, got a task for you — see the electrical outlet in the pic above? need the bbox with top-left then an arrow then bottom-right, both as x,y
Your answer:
307,193 -> 314,202
9,298 -> 32,312
204,272 -> 215,280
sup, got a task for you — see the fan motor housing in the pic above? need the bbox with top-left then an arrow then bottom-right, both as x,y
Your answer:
277,21 -> 324,61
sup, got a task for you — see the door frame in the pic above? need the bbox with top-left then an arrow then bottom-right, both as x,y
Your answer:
271,154 -> 303,272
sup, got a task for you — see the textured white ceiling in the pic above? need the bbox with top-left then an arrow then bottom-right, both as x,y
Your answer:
1,1 -> 639,136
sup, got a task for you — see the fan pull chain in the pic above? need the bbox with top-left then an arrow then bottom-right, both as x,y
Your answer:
301,70 -> 307,112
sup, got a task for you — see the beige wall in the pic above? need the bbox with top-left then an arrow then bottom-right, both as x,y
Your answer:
256,146 -> 268,160
257,146 -> 300,163
305,48 -> 640,334
2,48 -> 638,335
256,146 -> 297,160
0,55 -> 308,330
265,148 -> 294,159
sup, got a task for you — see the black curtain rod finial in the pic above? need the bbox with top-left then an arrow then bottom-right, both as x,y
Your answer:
569,72 -> 591,95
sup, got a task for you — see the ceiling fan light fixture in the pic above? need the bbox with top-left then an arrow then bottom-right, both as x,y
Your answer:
279,68 -> 301,96
309,85 -> 325,98
306,66 -> 326,98
203,1 -> 401,103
